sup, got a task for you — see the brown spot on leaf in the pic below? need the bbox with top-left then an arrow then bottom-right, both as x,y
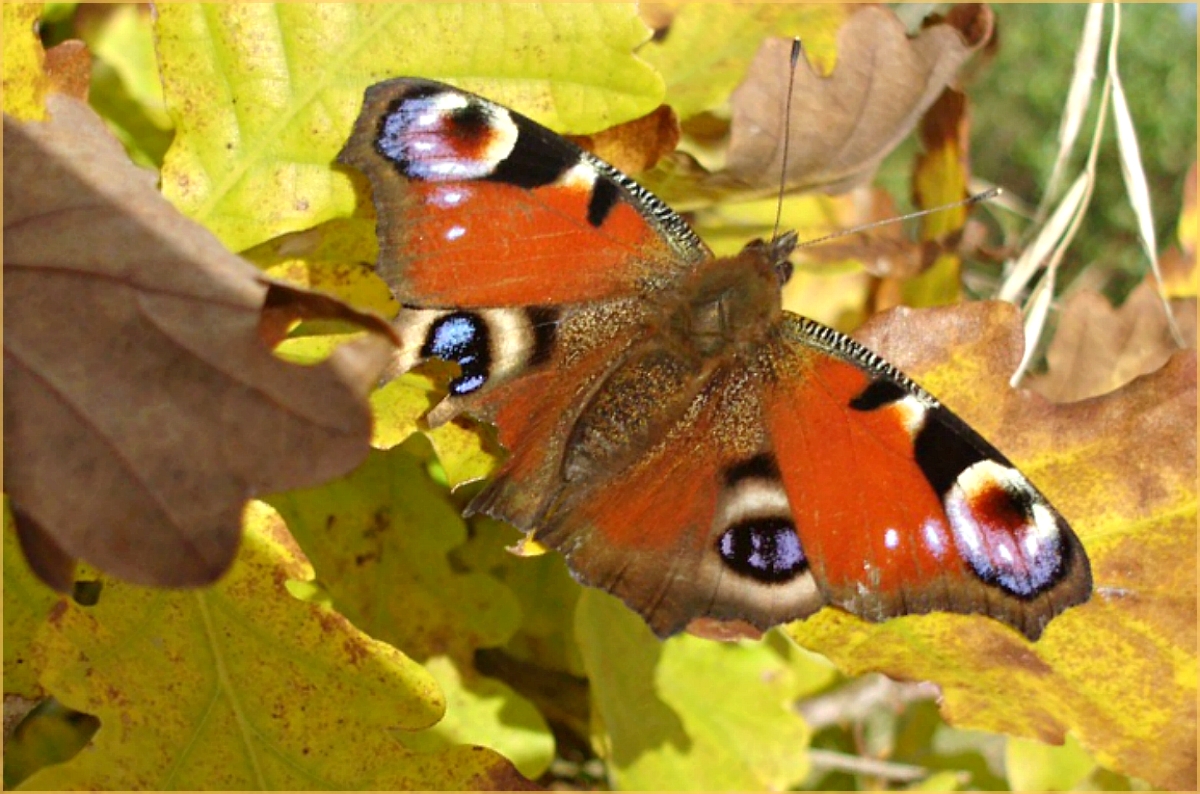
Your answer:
343,637 -> 368,666
48,599 -> 69,626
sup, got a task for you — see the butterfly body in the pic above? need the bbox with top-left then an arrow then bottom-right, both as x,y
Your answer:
340,78 -> 1091,641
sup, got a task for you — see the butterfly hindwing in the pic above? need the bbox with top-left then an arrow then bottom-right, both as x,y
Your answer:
525,361 -> 824,638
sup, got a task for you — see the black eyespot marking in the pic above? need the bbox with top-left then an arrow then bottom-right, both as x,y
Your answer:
849,379 -> 908,411
723,454 -> 781,486
912,408 -> 991,497
587,177 -> 620,228
421,312 -> 491,395
524,306 -> 560,368
446,100 -> 491,140
487,113 -> 576,188
717,518 -> 807,583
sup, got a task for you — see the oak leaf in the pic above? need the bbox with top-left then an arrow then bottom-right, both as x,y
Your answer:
18,505 -> 535,790
3,95 -> 394,591
1031,280 -> 1196,403
727,5 -> 992,193
567,105 -> 681,176
266,442 -> 553,778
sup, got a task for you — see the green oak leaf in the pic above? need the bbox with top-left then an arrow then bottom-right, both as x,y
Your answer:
577,589 -> 811,790
17,502 -> 527,789
80,4 -> 173,167
266,441 -> 551,776
1005,734 -> 1097,791
642,4 -> 845,120
396,655 -> 554,780
3,502 -> 59,699
155,3 -> 662,252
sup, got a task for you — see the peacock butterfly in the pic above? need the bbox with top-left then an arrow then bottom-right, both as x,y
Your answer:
338,77 -> 1092,642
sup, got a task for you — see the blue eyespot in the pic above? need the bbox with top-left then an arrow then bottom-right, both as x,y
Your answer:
717,519 -> 806,583
422,312 -> 491,395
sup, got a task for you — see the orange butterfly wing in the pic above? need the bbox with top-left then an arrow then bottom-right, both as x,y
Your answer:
339,78 -> 708,307
764,318 -> 1090,639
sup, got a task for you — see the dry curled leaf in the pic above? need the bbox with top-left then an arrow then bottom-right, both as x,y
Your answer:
727,4 -> 992,193
567,104 -> 681,175
1030,280 -> 1197,403
3,95 -> 395,591
913,87 -> 971,241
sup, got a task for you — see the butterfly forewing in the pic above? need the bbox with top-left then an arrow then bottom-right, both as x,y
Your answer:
338,78 -> 709,308
765,318 -> 1091,639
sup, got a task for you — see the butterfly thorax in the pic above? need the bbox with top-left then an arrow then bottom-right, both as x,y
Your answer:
667,237 -> 792,358
562,239 -> 789,484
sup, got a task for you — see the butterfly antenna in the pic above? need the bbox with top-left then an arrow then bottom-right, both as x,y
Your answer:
770,37 -> 803,245
794,188 -> 1003,250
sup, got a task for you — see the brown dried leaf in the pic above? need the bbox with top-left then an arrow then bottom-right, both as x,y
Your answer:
567,105 -> 681,175
913,88 -> 971,241
727,5 -> 992,192
3,95 -> 395,590
1030,280 -> 1197,403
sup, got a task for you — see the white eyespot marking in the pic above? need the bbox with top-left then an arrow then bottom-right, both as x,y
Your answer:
921,518 -> 947,558
1022,528 -> 1042,559
716,478 -> 791,528
414,92 -> 469,127
393,306 -> 537,386
944,459 -> 1065,596
477,307 -> 537,383
884,528 -> 899,550
560,161 -> 599,190
376,92 -> 518,181
392,307 -> 446,375
712,471 -> 807,584
445,225 -> 466,241
703,545 -> 822,627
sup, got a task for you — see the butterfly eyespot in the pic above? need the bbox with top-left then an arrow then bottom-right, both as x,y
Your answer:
421,311 -> 491,395
376,91 -> 518,182
717,518 -> 807,583
945,460 -> 1066,597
